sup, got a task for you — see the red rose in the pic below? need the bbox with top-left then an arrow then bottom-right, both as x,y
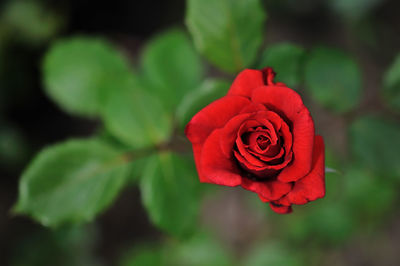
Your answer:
185,67 -> 325,214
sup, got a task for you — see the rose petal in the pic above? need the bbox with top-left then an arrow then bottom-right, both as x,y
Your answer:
248,147 -> 285,163
241,178 -> 292,201
251,86 -> 315,182
287,135 -> 325,204
235,149 -> 292,173
263,143 -> 281,157
278,108 -> 314,182
253,121 -> 278,146
232,111 -> 294,176
251,86 -> 306,121
200,129 -> 242,186
247,118 -> 290,161
278,109 -> 315,182
277,118 -> 293,156
185,95 -> 251,144
258,194 -> 270,202
248,132 -> 271,153
234,114 -> 279,161
239,102 -> 267,114
252,111 -> 290,147
236,139 -> 266,168
234,151 -> 274,175
227,69 -> 266,98
219,113 -> 253,158
259,194 -> 292,209
191,143 -> 214,183
269,203 -> 292,214
234,120 -> 274,168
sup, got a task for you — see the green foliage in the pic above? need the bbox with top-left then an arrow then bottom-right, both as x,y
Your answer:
325,147 -> 342,172
165,233 -> 234,266
140,152 -> 200,238
287,204 -> 355,246
102,76 -> 172,149
1,0 -> 63,44
43,37 -> 133,117
0,24 -> 9,52
304,47 -> 362,113
328,0 -> 382,20
141,29 -> 204,111
349,115 -> 400,179
120,233 -> 234,266
382,53 -> 400,112
343,167 -> 396,219
258,43 -> 305,88
11,226 -> 100,266
0,123 -> 29,169
243,243 -> 303,266
186,0 -> 266,73
177,79 -> 230,128
282,172 -> 355,246
119,245 -> 163,266
94,129 -> 152,184
14,139 -> 130,227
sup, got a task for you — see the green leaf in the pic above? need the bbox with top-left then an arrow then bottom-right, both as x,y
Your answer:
165,233 -> 234,266
281,169 -> 355,245
258,43 -> 305,88
176,79 -> 230,128
102,76 -> 172,149
304,47 -> 362,113
140,152 -> 200,238
284,203 -> 355,246
43,37 -> 133,117
243,242 -> 303,266
0,123 -> 29,169
141,29 -> 204,111
382,53 -> 400,112
349,115 -> 400,179
119,244 -> 163,266
120,233 -> 233,266
2,0 -> 63,45
0,25 -> 10,52
328,0 -> 382,20
14,139 -> 130,227
11,226 -> 100,266
186,0 -> 266,73
95,128 -> 151,184
343,167 -> 396,218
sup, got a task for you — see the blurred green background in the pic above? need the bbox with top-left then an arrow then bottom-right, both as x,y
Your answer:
1,0 -> 400,265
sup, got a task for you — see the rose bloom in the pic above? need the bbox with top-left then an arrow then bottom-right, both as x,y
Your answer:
185,67 -> 325,214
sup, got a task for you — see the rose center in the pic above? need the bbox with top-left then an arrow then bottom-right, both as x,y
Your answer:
256,135 -> 270,150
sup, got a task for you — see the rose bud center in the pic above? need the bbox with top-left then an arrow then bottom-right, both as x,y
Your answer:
256,135 -> 269,150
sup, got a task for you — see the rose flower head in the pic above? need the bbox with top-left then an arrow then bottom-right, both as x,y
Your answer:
185,67 -> 325,214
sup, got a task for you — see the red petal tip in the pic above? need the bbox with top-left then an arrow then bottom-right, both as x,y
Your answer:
262,67 -> 276,85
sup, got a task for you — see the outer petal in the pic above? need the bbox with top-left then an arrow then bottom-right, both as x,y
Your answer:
251,86 -> 315,182
269,203 -> 292,214
191,143 -> 213,183
200,129 -> 242,186
185,95 -> 251,144
272,195 -> 291,206
259,190 -> 293,214
287,135 -> 325,204
241,178 -> 292,201
239,103 -> 268,114
251,85 -> 305,120
227,69 -> 266,98
219,113 -> 253,158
